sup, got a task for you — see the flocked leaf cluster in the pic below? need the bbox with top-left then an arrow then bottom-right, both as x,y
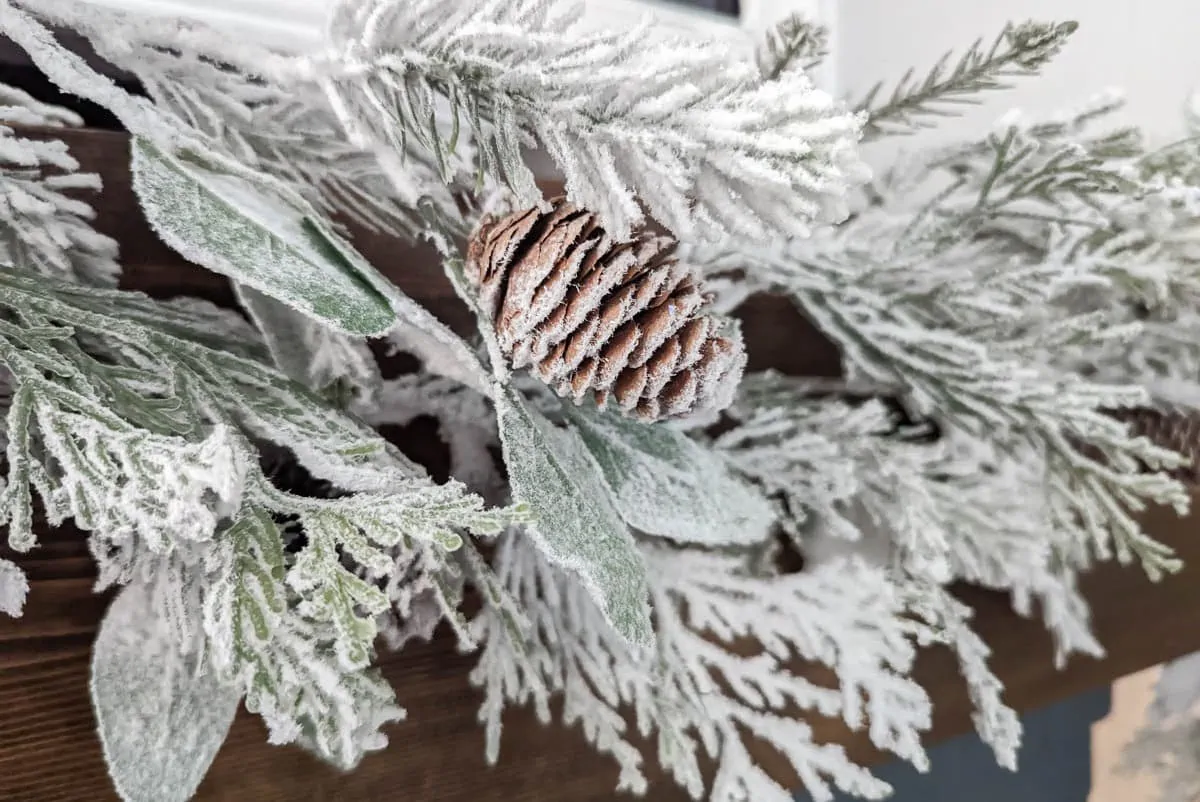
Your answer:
0,266 -> 524,768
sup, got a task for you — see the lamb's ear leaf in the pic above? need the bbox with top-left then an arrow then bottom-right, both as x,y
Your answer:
495,384 -> 654,649
91,578 -> 241,802
566,404 -> 776,547
131,137 -> 394,336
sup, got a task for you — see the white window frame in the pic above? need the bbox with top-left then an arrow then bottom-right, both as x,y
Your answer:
78,0 -> 836,91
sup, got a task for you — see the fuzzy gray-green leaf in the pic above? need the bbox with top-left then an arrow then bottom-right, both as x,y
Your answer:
130,137 -> 395,336
567,405 -> 776,548
495,385 -> 653,648
91,578 -> 241,802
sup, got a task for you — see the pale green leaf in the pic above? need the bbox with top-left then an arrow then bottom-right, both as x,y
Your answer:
91,578 -> 240,802
130,137 -> 394,336
234,282 -> 382,404
495,385 -> 653,648
234,283 -> 330,386
567,406 -> 776,548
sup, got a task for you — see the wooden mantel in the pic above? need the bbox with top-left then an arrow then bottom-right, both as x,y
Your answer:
2,125 -> 1199,801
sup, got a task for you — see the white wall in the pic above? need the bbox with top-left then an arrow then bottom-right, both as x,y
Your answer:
837,1 -> 1200,162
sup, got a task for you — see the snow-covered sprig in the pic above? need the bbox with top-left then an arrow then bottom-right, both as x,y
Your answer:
924,90 -> 1142,173
920,104 -> 1200,411
0,79 -> 81,128
715,374 -> 899,540
312,0 -> 869,242
850,92 -> 1200,417
75,16 -> 465,242
352,367 -> 513,648
0,554 -> 29,617
857,20 -> 1078,142
699,109 -> 1191,578
715,374 -> 1078,764
727,385 -> 1080,652
1141,98 -> 1200,184
900,581 -> 1020,767
0,88 -> 120,285
757,13 -> 830,82
471,533 -> 930,802
915,430 -> 1104,665
200,477 -> 515,767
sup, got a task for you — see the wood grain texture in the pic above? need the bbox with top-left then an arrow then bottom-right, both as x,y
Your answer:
1,126 -> 1198,801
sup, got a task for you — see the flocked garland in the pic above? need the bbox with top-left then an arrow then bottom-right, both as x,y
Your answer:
0,1 -> 1197,801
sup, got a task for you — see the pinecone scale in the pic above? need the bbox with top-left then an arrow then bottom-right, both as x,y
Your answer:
466,199 -> 745,422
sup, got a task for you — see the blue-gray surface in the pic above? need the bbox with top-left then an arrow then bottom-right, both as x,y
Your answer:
796,687 -> 1112,802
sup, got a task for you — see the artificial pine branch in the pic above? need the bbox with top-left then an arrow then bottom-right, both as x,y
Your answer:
0,97 -> 120,285
313,0 -> 868,242
856,20 -> 1078,142
757,13 -> 830,81
699,101 -> 1192,582
909,98 -> 1200,413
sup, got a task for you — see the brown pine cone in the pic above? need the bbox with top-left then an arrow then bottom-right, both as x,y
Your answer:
465,198 -> 745,422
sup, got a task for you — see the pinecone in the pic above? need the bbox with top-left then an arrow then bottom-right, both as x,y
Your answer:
465,199 -> 745,422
